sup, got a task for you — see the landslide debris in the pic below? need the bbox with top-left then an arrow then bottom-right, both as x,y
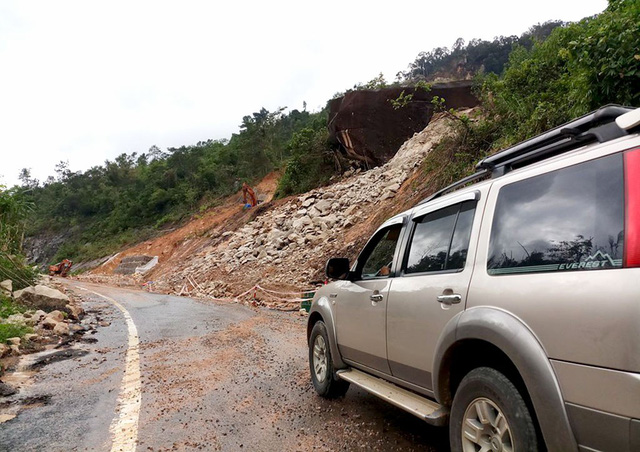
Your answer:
148,111 -> 465,302
81,111 -> 468,308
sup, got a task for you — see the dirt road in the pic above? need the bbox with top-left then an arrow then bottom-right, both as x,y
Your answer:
1,282 -> 449,451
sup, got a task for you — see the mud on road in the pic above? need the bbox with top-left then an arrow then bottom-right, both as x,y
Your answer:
1,283 -> 449,451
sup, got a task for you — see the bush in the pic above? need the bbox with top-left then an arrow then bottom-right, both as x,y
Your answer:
0,323 -> 32,343
275,128 -> 339,198
0,295 -> 26,319
0,254 -> 38,291
479,0 -> 640,146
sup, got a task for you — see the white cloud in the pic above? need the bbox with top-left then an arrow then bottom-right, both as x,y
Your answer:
0,0 -> 607,186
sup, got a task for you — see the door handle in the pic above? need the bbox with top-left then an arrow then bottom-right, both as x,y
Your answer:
437,294 -> 462,305
370,293 -> 384,302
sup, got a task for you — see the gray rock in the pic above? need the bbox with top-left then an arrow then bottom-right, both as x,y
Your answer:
314,200 -> 332,214
344,205 -> 359,216
42,317 -> 59,329
0,280 -> 12,297
292,216 -> 313,231
385,182 -> 401,193
321,214 -> 339,227
5,314 -> 26,325
13,285 -> 70,311
23,333 -> 39,342
63,303 -> 84,321
6,337 -> 20,346
383,191 -> 396,200
53,322 -> 70,336
31,310 -> 47,324
0,381 -> 17,396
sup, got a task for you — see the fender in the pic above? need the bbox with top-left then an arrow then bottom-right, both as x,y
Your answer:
308,295 -> 346,370
433,307 -> 577,452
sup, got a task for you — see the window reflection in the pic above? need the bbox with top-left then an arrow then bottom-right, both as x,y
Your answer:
488,154 -> 624,275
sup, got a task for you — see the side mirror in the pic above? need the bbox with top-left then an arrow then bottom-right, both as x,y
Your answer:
325,258 -> 350,280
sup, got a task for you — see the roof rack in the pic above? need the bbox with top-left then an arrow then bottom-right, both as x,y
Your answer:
418,104 -> 634,205
477,104 -> 633,176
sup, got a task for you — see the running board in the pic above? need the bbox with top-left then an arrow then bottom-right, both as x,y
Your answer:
337,368 -> 449,426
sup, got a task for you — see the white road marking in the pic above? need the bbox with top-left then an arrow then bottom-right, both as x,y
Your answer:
87,288 -> 141,452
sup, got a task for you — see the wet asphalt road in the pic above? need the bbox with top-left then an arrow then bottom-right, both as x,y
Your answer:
0,282 -> 449,451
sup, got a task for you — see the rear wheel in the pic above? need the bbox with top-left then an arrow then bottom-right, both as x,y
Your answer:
309,321 -> 349,398
450,367 -> 538,452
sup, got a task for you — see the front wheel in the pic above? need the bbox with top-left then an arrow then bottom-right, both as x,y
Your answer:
309,321 -> 349,398
450,367 -> 539,452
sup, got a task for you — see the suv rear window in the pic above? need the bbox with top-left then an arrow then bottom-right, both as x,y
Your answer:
488,154 -> 624,275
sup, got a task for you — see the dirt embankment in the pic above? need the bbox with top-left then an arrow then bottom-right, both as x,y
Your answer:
82,112 -> 469,305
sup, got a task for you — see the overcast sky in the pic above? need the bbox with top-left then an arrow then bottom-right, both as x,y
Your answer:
0,0 -> 607,187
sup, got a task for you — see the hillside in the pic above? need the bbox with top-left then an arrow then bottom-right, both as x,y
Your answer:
80,111 -> 471,306
6,0 -> 638,295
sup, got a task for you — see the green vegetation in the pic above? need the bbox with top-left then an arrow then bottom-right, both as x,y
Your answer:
479,0 -> 640,147
0,295 -> 26,319
0,322 -> 32,344
21,107 -> 337,264
423,0 -> 639,190
15,1 -> 638,267
275,126 -> 342,198
0,186 -> 38,289
401,21 -> 565,82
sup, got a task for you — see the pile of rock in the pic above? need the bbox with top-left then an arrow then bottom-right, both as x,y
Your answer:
156,112 -> 460,299
1,281 -> 85,358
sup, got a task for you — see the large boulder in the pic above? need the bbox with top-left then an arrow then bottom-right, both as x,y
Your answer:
13,285 -> 70,311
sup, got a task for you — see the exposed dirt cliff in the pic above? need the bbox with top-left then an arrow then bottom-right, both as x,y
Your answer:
328,81 -> 477,165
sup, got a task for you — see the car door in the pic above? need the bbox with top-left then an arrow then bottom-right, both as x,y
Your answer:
334,217 -> 405,375
386,191 -> 483,390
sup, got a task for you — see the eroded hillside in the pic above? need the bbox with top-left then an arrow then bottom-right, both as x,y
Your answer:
81,111 -> 470,307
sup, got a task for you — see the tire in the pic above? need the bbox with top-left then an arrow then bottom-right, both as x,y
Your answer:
308,321 -> 350,398
450,367 -> 539,452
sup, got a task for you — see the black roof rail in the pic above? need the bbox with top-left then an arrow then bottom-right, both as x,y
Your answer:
417,169 -> 490,205
417,104 -> 634,205
477,104 -> 633,177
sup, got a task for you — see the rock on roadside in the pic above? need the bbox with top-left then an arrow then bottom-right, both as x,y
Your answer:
13,285 -> 70,311
0,280 -> 12,297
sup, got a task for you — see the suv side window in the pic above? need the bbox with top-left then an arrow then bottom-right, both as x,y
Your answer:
405,201 -> 476,274
488,153 -> 624,275
359,224 -> 402,279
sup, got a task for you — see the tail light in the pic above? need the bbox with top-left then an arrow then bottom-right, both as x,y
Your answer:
624,147 -> 640,267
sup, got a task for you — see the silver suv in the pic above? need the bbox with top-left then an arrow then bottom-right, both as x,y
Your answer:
307,105 -> 640,452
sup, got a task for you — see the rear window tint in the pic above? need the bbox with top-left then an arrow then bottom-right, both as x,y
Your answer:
488,154 -> 624,275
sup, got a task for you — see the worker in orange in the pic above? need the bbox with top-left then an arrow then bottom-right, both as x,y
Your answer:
242,182 -> 257,207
